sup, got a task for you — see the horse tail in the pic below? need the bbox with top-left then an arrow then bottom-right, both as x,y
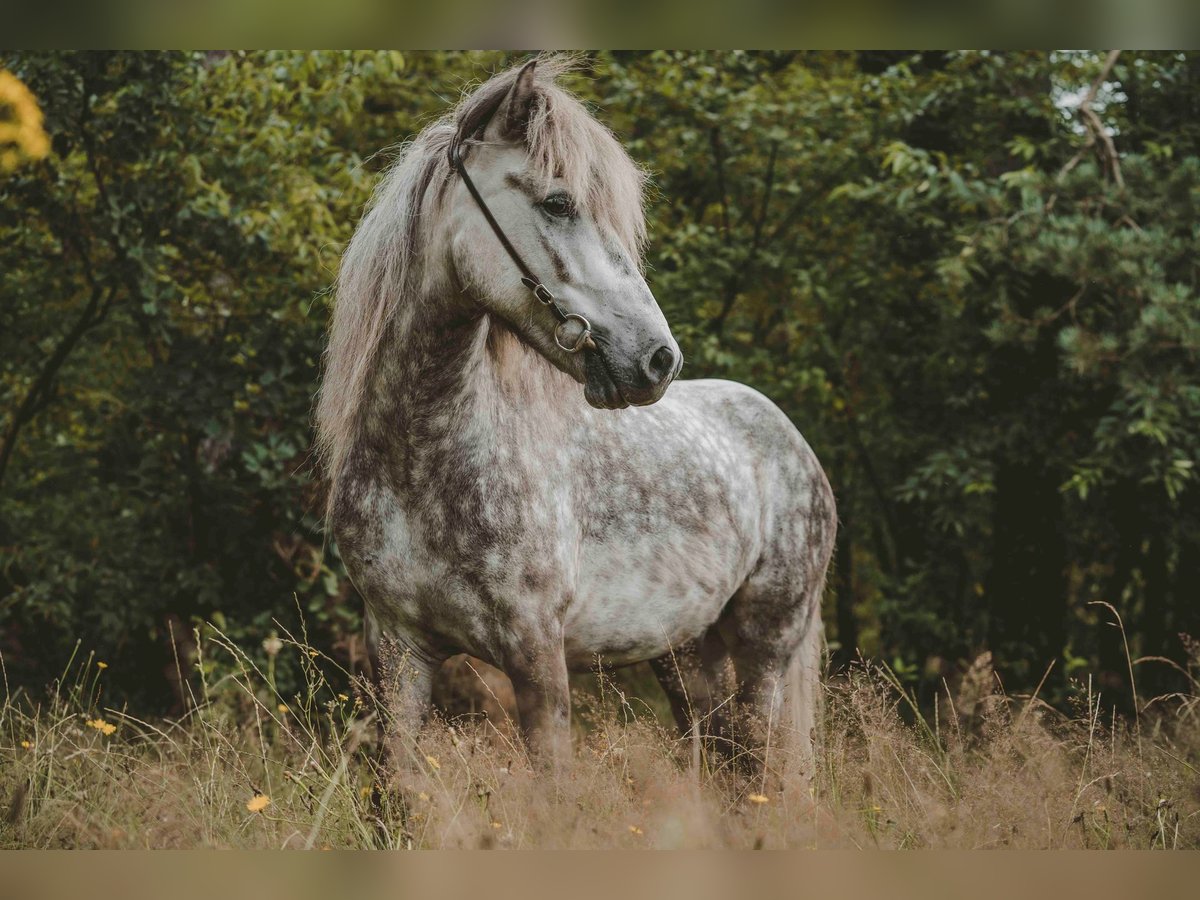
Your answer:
787,609 -> 824,767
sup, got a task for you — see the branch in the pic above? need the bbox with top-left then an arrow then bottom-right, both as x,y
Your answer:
750,139 -> 779,251
1058,49 -> 1124,188
0,284 -> 115,490
710,140 -> 780,335
708,126 -> 732,243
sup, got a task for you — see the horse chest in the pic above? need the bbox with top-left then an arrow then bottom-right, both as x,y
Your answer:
340,474 -> 571,653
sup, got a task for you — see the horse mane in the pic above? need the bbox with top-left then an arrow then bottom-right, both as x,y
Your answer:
315,54 -> 648,517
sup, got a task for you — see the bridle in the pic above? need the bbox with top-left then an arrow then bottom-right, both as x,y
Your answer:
448,140 -> 594,354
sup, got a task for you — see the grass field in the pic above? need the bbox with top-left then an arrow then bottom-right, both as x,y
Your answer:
2,626 -> 1198,849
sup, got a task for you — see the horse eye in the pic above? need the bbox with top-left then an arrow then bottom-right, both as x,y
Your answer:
540,194 -> 574,218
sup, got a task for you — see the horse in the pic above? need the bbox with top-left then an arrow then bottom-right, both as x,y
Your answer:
316,56 -> 836,770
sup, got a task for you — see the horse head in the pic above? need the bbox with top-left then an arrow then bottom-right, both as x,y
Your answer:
443,59 -> 681,409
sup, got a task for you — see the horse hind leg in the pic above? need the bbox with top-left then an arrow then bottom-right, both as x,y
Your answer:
649,628 -> 736,764
723,465 -> 835,778
722,550 -> 831,778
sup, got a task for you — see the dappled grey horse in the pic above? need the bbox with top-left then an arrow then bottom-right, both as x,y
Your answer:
316,58 -> 836,767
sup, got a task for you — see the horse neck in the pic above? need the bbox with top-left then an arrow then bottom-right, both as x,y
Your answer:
361,289 -> 580,493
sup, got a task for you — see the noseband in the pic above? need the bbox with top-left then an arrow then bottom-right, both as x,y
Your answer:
448,142 -> 594,354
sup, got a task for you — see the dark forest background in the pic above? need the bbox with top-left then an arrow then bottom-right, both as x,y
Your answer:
1,51 -> 1197,714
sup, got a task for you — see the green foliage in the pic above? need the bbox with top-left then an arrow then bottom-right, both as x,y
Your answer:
2,51 -> 1198,710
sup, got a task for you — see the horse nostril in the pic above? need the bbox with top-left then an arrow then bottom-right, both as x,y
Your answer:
644,345 -> 677,388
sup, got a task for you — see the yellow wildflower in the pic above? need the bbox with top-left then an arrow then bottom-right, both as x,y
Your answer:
425,755 -> 440,771
277,703 -> 289,714
628,825 -> 644,835
246,794 -> 271,813
96,661 -> 108,669
748,793 -> 770,804
337,693 -> 349,702
21,740 -> 32,749
491,820 -> 502,829
86,718 -> 117,736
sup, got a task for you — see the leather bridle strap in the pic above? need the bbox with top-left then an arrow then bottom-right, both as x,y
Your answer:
448,141 -> 593,353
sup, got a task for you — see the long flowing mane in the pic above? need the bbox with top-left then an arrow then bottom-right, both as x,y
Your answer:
315,55 -> 648,514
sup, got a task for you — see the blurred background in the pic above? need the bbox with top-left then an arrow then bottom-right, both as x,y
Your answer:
1,50 -> 1197,716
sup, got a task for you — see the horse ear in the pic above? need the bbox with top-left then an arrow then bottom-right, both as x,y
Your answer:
486,59 -> 539,143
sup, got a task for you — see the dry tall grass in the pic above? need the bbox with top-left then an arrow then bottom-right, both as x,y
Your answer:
2,627 -> 1197,849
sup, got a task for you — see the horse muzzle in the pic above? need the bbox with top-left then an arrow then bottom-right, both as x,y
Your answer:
582,339 -> 680,410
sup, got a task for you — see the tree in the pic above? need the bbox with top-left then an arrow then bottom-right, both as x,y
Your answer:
2,51 -> 1196,712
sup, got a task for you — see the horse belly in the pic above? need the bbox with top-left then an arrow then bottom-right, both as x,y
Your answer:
563,534 -> 749,669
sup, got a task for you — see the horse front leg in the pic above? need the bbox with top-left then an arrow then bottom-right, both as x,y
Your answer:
502,626 -> 572,769
368,634 -> 437,796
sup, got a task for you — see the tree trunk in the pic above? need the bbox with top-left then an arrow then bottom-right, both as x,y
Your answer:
833,520 -> 858,671
986,462 -> 1068,693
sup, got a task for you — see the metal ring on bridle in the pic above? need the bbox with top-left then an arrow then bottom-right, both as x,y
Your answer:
554,313 -> 593,353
